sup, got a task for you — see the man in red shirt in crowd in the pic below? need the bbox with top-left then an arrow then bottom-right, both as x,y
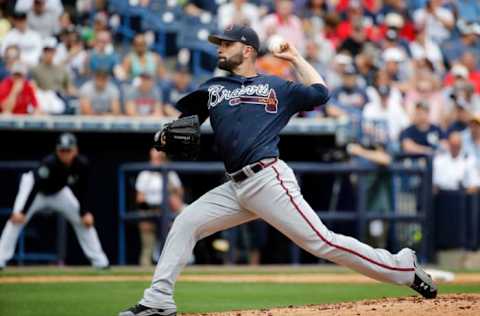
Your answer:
0,62 -> 38,114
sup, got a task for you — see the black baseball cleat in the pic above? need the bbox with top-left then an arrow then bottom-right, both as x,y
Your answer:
410,256 -> 438,299
118,304 -> 176,316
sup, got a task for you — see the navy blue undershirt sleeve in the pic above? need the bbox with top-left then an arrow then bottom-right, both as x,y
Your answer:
176,90 -> 210,124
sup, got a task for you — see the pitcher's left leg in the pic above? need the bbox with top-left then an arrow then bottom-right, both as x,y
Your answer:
240,160 -> 414,285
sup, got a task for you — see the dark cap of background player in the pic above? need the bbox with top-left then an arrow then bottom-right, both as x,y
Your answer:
208,24 -> 260,51
56,133 -> 77,150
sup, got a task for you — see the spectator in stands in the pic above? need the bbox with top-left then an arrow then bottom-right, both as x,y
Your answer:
120,33 -> 166,81
85,30 -> 119,76
382,27 -> 410,57
53,27 -> 88,80
346,84 -> 398,248
163,64 -> 196,109
304,38 -> 333,75
217,0 -> 261,33
300,0 -> 328,24
460,51 -> 480,93
58,10 -> 75,34
413,0 -> 454,45
462,114 -> 480,168
0,8 -> 11,43
335,0 -> 368,42
31,38 -> 76,114
185,0 -> 218,16
26,0 -> 60,38
0,45 -> 21,81
447,81 -> 480,113
78,69 -> 121,115
442,21 -> 480,66
354,50 -> 376,88
324,53 -> 352,89
382,47 -> 412,92
400,101 -> 447,155
256,47 -> 295,80
1,11 -> 42,67
363,71 -> 409,144
260,0 -> 306,53
409,24 -> 444,75
405,73 -> 446,128
446,97 -> 472,135
0,62 -> 39,115
15,0 -> 63,17
135,148 -> 185,266
380,12 -> 415,43
327,64 -> 369,118
433,132 -> 480,192
444,64 -> 473,95
126,72 -> 177,117
78,11 -> 110,49
338,20 -> 367,57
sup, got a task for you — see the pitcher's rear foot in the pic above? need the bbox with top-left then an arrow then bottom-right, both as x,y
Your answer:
410,255 -> 438,299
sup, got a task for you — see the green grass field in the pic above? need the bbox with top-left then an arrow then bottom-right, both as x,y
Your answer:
1,266 -> 480,316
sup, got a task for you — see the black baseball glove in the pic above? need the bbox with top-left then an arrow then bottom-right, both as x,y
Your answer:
153,115 -> 201,160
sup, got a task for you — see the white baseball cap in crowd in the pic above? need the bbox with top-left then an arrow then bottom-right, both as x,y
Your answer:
334,54 -> 353,65
385,12 -> 404,29
382,47 -> 405,63
42,37 -> 58,50
451,64 -> 469,79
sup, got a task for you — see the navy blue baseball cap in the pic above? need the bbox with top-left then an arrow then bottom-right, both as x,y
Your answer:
208,24 -> 260,51
57,133 -> 77,150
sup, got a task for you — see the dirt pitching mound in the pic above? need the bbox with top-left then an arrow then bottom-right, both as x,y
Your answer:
184,294 -> 480,316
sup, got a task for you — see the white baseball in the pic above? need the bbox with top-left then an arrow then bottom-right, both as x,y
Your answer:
268,35 -> 286,53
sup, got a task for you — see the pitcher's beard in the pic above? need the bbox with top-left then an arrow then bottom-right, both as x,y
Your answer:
218,53 -> 244,72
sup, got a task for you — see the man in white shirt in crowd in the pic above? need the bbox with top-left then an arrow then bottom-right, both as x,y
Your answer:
135,148 -> 185,266
217,0 -> 261,33
413,0 -> 455,45
26,0 -> 61,39
15,0 -> 63,17
260,0 -> 305,54
1,12 -> 42,67
433,132 -> 480,193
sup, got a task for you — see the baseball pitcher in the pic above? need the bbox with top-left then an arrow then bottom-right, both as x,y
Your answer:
119,25 -> 436,316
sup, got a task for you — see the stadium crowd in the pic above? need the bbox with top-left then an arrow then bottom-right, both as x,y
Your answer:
0,2 -> 479,187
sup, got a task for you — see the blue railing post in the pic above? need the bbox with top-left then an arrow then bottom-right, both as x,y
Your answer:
118,166 -> 127,265
422,156 -> 434,263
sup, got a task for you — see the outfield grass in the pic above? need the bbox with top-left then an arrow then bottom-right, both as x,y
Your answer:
2,265 -> 479,276
1,281 -> 479,316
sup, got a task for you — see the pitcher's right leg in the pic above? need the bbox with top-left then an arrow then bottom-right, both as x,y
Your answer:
122,181 -> 256,315
240,160 -> 416,286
